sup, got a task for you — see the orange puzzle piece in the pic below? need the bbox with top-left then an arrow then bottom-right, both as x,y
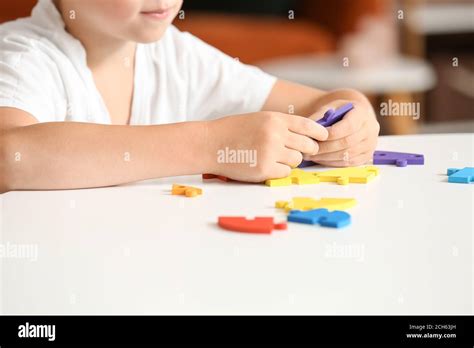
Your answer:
171,184 -> 202,197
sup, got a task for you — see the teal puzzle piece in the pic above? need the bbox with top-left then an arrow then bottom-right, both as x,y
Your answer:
287,208 -> 351,228
447,167 -> 474,184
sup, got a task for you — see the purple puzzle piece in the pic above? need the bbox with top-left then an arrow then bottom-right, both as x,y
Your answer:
316,103 -> 354,127
299,103 -> 354,168
373,151 -> 424,167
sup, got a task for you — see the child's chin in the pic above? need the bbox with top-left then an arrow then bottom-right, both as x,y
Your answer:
133,29 -> 167,44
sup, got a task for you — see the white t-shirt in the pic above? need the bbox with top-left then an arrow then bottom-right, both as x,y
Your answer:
0,0 -> 277,125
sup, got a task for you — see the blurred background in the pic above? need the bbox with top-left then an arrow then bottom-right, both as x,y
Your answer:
1,0 -> 473,135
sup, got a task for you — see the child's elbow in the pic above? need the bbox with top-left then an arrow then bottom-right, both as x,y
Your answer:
0,132 -> 13,193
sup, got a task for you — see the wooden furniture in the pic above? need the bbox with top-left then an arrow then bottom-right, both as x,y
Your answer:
400,0 -> 474,123
174,0 -> 388,64
0,0 -> 37,23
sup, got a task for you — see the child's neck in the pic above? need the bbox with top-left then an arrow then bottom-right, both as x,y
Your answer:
56,1 -> 136,70
54,1 -> 136,124
68,26 -> 136,70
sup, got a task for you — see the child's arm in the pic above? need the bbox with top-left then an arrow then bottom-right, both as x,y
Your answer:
263,80 -> 380,167
0,107 -> 328,192
0,107 -> 212,191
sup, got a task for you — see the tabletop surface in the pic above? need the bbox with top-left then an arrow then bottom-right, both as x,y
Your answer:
1,134 -> 473,314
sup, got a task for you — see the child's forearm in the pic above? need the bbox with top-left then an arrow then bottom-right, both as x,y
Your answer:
310,88 -> 374,116
1,121 -> 212,191
263,80 -> 373,118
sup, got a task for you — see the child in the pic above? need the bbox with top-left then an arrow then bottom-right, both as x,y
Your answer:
0,0 -> 379,192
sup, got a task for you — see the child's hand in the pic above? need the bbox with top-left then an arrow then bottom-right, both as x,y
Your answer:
304,99 -> 380,167
206,112 -> 328,182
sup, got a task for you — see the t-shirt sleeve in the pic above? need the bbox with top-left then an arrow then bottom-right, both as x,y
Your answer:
170,27 -> 277,121
0,36 -> 60,123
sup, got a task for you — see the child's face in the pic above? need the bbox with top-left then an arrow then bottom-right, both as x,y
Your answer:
61,0 -> 183,43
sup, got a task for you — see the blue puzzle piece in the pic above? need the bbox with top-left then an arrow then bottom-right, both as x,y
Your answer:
447,167 -> 474,184
288,208 -> 351,228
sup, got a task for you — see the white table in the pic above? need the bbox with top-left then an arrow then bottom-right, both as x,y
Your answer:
1,134 -> 473,314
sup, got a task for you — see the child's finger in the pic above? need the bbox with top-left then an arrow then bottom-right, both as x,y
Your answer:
277,148 -> 303,168
269,162 -> 292,179
317,128 -> 368,155
326,112 -> 365,141
285,132 -> 318,155
287,115 -> 328,141
315,151 -> 373,167
310,139 -> 370,162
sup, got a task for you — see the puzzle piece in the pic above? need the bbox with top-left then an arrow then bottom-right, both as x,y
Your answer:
218,217 -> 287,234
315,166 -> 379,185
265,166 -> 379,187
447,167 -> 474,184
265,169 -> 319,187
298,161 -> 319,168
299,103 -> 354,168
171,184 -> 202,197
317,102 -> 354,127
373,150 -> 424,167
288,209 -> 351,228
202,174 -> 231,182
276,197 -> 356,212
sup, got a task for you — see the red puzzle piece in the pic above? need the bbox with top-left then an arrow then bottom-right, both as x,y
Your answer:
218,217 -> 287,234
202,174 -> 231,182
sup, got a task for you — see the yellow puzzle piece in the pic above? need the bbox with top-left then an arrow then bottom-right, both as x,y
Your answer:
265,166 -> 379,187
315,166 -> 379,185
171,184 -> 202,197
276,197 -> 357,212
265,169 -> 319,187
